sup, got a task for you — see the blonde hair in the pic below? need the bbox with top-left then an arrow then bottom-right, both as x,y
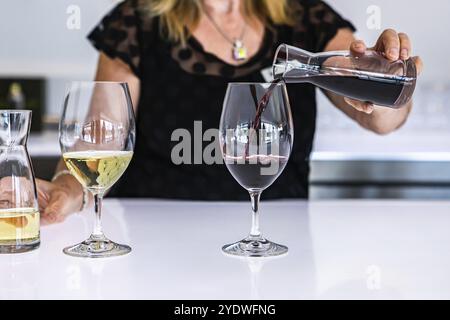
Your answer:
143,0 -> 296,44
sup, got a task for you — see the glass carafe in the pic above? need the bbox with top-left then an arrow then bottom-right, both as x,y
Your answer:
0,110 -> 40,253
273,44 -> 417,108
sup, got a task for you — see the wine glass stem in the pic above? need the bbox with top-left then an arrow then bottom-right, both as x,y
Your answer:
249,191 -> 262,238
92,193 -> 104,238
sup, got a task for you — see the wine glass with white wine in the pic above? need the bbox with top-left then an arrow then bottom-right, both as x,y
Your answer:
59,81 -> 136,258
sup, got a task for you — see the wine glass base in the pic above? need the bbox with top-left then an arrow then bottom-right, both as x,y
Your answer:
0,241 -> 40,254
63,235 -> 131,258
222,236 -> 288,258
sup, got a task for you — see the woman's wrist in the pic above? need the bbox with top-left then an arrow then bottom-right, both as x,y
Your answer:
362,101 -> 412,134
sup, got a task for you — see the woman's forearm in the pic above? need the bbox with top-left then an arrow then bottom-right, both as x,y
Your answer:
324,90 -> 412,135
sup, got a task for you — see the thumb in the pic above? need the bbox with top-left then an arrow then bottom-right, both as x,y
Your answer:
349,40 -> 367,55
412,56 -> 423,75
344,97 -> 374,114
36,179 -> 54,211
43,190 -> 74,223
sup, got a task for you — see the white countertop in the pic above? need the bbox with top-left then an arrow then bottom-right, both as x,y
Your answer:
1,199 -> 450,300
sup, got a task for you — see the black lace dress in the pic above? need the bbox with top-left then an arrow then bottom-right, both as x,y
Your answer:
88,0 -> 355,200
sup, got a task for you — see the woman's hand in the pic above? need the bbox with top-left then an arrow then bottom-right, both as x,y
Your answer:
36,178 -> 83,225
346,29 -> 424,114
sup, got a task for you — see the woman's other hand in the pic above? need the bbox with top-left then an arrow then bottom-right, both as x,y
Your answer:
36,178 -> 84,225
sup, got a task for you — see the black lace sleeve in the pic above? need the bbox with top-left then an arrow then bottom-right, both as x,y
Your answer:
87,0 -> 144,76
293,0 -> 356,52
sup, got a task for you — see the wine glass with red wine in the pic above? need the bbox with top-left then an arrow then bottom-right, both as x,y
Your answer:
219,82 -> 294,257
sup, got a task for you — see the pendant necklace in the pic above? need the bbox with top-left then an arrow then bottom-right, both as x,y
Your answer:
203,9 -> 248,61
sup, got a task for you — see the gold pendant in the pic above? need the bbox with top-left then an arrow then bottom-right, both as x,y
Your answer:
233,40 -> 247,61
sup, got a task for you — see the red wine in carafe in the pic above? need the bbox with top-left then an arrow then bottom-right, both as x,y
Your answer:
302,72 -> 415,107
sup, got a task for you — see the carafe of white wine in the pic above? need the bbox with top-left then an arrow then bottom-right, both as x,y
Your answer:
0,110 -> 40,253
273,44 -> 417,108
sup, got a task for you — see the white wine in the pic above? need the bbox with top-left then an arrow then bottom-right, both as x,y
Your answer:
63,150 -> 133,193
0,208 -> 40,244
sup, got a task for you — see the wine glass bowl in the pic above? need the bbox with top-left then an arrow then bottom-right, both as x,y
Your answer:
59,81 -> 135,258
219,82 -> 293,257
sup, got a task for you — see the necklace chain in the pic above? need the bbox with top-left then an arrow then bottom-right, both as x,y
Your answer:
202,8 -> 247,46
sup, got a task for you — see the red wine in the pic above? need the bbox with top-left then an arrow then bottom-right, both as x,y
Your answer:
245,79 -> 284,157
251,78 -> 283,130
225,155 -> 288,191
307,74 -> 415,107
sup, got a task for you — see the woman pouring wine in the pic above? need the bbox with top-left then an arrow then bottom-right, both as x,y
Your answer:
37,0 -> 423,223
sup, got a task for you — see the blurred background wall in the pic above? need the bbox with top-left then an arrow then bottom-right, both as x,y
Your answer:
1,0 -> 449,199
1,0 -> 449,114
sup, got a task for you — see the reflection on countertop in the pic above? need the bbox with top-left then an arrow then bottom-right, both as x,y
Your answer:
1,199 -> 450,299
